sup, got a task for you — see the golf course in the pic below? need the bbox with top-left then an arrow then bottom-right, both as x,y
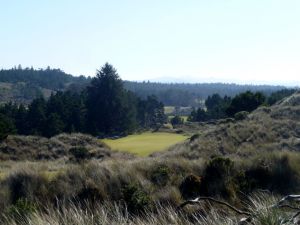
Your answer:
102,132 -> 188,156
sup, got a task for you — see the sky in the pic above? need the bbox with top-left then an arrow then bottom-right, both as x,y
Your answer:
1,0 -> 300,85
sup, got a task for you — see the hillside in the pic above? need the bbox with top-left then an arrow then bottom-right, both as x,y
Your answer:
0,67 -> 90,104
0,133 -> 133,161
158,91 -> 300,159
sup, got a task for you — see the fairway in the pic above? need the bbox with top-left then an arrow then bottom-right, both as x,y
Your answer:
102,132 -> 187,156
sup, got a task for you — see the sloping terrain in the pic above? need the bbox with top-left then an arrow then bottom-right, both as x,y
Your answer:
157,91 -> 300,159
0,133 -> 133,161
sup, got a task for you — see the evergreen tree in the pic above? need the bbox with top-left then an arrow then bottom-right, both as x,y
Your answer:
0,113 -> 16,141
26,97 -> 47,135
170,115 -> 184,126
86,63 -> 137,135
226,91 -> 266,116
15,104 -> 27,134
44,113 -> 64,137
138,95 -> 166,128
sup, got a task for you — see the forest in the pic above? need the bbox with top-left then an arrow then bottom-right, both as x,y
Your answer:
0,66 -> 286,107
0,64 -> 165,139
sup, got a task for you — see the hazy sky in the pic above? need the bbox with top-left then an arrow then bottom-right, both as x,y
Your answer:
1,0 -> 300,85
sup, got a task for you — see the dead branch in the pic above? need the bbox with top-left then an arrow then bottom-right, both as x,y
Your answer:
277,204 -> 300,211
275,195 -> 300,207
178,194 -> 300,225
177,196 -> 252,216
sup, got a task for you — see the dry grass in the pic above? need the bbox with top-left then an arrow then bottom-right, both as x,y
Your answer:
0,133 -> 134,161
1,193 -> 299,225
160,92 -> 300,159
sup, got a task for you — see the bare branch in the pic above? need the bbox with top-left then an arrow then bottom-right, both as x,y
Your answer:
178,197 -> 252,217
178,194 -> 300,224
275,195 -> 300,207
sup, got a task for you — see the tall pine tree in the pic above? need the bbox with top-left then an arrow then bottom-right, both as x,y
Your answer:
86,63 -> 137,135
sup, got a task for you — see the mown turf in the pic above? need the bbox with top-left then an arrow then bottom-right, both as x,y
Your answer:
168,115 -> 189,122
102,132 -> 187,156
164,106 -> 175,114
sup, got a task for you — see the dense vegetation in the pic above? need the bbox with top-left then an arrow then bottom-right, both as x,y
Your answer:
0,64 -> 165,138
124,81 -> 286,107
0,66 -> 287,107
188,89 -> 296,122
0,65 -> 90,90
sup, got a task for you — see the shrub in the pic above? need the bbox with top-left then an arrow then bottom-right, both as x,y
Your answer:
48,168 -> 85,202
7,171 -> 48,204
201,157 -> 237,199
0,113 -> 16,142
170,116 -> 184,126
179,174 -> 202,199
75,181 -> 103,205
7,198 -> 37,220
234,111 -> 249,120
150,165 -> 170,186
245,155 -> 299,194
122,183 -> 152,213
69,147 -> 90,161
189,133 -> 200,142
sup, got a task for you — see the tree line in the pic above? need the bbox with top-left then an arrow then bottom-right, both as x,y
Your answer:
0,64 -> 166,140
188,89 -> 296,122
0,65 -> 90,90
0,66 -> 288,107
124,81 -> 286,107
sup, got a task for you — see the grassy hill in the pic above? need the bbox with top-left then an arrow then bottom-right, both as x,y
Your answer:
0,68 -> 91,104
1,93 -> 300,224
158,91 -> 300,159
0,133 -> 133,161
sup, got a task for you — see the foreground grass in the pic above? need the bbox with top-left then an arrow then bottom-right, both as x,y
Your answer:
102,132 -> 187,156
1,194 -> 297,225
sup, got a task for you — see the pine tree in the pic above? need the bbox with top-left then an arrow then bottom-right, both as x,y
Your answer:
86,63 -> 137,135
0,113 -> 16,141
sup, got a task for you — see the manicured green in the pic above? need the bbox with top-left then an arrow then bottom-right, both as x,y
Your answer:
164,106 -> 175,115
168,115 -> 188,122
102,132 -> 187,156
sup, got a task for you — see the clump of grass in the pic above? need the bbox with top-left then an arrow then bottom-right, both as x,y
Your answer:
0,133 -> 112,161
6,170 -> 48,204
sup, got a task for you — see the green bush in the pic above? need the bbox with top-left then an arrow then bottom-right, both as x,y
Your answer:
122,183 -> 152,213
245,155 -> 299,194
7,172 -> 48,204
189,133 -> 200,142
150,165 -> 170,186
75,182 -> 103,205
201,157 -> 237,199
234,111 -> 249,120
179,174 -> 202,199
0,113 -> 16,142
170,115 -> 184,126
69,147 -> 90,161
